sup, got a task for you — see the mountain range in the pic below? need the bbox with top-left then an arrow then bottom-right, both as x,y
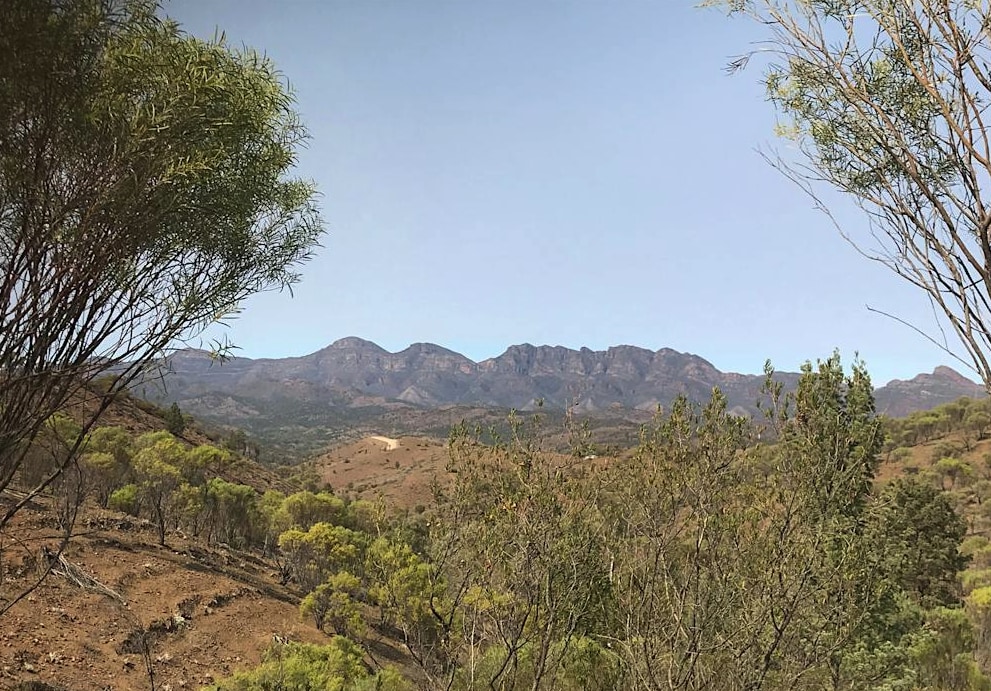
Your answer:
145,338 -> 986,461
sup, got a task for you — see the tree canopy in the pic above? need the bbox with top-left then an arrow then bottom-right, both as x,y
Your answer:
0,0 -> 322,533
709,0 -> 991,391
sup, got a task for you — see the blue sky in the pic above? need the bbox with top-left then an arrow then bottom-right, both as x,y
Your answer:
165,0 -> 965,385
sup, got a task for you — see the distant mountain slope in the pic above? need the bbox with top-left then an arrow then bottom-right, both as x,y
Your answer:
143,339 -> 985,460
874,365 -> 986,417
155,338 -> 799,412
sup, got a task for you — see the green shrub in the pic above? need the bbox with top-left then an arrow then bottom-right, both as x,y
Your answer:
972,545 -> 991,570
451,637 -> 623,691
108,484 -> 140,515
962,569 -> 991,593
206,638 -> 411,691
300,572 -> 364,636
962,536 -> 991,558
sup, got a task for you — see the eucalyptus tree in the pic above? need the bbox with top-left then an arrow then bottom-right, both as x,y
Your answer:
601,356 -> 894,690
425,413 -> 615,691
0,0 -> 322,611
708,0 -> 991,389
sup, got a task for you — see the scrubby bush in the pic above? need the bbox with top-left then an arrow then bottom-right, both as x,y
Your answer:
206,638 -> 411,691
108,484 -> 140,515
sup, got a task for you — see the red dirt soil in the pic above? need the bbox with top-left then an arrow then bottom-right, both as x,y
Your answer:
312,436 -> 450,510
1,502 -> 324,691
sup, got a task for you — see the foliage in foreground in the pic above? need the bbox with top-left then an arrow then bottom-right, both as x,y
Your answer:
23,357 -> 982,690
204,354 -> 991,690
711,0 -> 991,396
0,0 -> 322,614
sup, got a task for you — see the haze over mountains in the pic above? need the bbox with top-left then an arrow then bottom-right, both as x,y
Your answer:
146,338 -> 985,460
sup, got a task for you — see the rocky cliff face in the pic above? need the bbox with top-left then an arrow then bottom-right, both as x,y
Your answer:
143,339 -> 985,463
155,339 -> 770,412
152,338 -> 981,419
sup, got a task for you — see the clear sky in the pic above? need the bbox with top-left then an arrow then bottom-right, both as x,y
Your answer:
164,0 -> 968,385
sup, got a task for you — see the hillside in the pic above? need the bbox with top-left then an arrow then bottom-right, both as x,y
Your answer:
4,379 -> 991,689
311,434 -> 592,510
62,385 -> 294,496
874,365 -> 986,417
145,339 -> 983,462
0,394 -> 413,690
0,505 -> 326,690
311,436 -> 447,510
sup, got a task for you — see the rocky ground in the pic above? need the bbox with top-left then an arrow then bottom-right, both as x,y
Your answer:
0,503 -> 324,691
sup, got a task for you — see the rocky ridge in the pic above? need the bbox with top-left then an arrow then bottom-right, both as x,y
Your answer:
143,339 -> 987,461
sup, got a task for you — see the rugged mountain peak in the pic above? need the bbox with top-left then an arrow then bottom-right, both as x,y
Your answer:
480,343 -> 535,371
496,343 -> 538,357
883,365 -> 982,389
400,342 -> 468,358
606,344 -> 654,357
152,338 -> 984,441
322,337 -> 388,353
169,348 -> 215,359
162,348 -> 237,374
393,342 -> 477,375
875,365 -> 984,416
932,365 -> 983,387
487,343 -> 593,376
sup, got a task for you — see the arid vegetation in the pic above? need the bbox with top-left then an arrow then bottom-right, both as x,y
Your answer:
713,0 -> 991,391
0,0 -> 323,619
10,1 -> 991,690
7,355 -> 991,690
